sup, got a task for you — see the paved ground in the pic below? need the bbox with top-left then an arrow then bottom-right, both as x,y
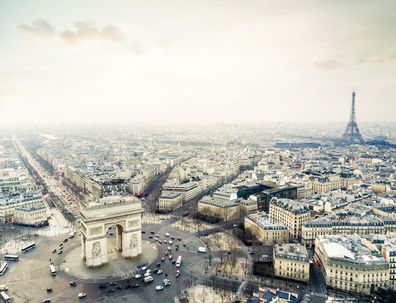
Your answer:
0,220 -> 216,303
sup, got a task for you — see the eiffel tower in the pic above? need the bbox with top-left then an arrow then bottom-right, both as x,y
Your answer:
340,91 -> 365,145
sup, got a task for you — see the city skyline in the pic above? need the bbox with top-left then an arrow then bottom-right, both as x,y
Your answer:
1,0 -> 395,125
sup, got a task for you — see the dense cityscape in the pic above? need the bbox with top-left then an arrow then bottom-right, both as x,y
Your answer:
1,1 -> 396,303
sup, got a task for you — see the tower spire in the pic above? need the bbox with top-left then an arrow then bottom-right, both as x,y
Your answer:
340,91 -> 365,145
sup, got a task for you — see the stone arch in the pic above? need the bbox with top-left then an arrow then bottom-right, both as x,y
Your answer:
79,197 -> 143,267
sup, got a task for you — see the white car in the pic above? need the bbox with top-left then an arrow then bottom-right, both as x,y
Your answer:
167,246 -> 171,251
141,266 -> 147,271
157,270 -> 163,275
155,285 -> 164,291
163,279 -> 170,286
78,292 -> 86,298
165,233 -> 170,237
135,274 -> 142,279
169,240 -> 173,245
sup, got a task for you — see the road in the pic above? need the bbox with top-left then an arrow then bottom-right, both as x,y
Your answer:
13,137 -> 80,220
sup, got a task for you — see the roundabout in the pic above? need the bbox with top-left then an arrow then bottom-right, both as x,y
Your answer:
57,239 -> 159,283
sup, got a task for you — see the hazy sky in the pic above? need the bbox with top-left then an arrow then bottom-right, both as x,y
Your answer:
0,0 -> 395,125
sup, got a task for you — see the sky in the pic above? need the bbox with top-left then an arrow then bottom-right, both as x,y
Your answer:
0,0 -> 395,126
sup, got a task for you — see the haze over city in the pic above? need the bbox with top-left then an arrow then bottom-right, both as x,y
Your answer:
0,0 -> 395,125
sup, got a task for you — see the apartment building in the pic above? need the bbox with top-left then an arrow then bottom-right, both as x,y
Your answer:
273,243 -> 310,282
245,212 -> 289,245
269,198 -> 311,239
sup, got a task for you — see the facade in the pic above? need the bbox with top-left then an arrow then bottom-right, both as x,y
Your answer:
163,181 -> 202,203
302,214 -> 396,247
14,202 -> 48,226
245,212 -> 289,245
273,243 -> 310,282
315,235 -> 389,294
79,195 -> 143,267
158,191 -> 183,211
0,193 -> 43,224
381,240 -> 396,290
269,198 -> 311,239
308,174 -> 357,194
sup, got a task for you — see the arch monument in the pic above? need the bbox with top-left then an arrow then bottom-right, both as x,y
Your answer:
79,195 -> 143,267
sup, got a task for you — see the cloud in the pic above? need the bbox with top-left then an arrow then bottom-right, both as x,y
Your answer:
315,59 -> 343,70
17,19 -> 56,38
357,51 -> 396,65
60,21 -> 125,44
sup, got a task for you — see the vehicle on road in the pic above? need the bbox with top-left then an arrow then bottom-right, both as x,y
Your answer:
46,288 -> 52,293
141,266 -> 147,271
21,242 -> 36,253
157,270 -> 163,275
144,276 -> 153,283
176,256 -> 182,268
41,299 -> 50,303
4,255 -> 19,262
69,281 -> 77,286
163,279 -> 170,286
176,270 -> 180,277
131,283 -> 140,288
78,292 -> 86,298
106,288 -> 115,293
0,285 -> 8,291
49,264 -> 56,276
165,233 -> 169,237
134,274 -> 142,279
155,285 -> 163,291
161,258 -> 165,262
198,247 -> 206,253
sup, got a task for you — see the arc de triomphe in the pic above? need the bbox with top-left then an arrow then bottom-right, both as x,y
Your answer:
79,196 -> 143,267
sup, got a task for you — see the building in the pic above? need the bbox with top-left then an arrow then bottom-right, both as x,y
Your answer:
315,235 -> 389,294
245,212 -> 289,245
381,240 -> 396,290
248,287 -> 301,303
14,202 -> 48,226
0,193 -> 43,224
198,196 -> 258,221
308,174 -> 357,194
273,243 -> 310,282
158,191 -> 183,211
162,181 -> 202,203
269,198 -> 311,239
252,184 -> 298,212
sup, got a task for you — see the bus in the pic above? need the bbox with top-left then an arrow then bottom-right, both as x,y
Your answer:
176,255 -> 182,268
49,264 -> 56,276
0,291 -> 10,303
4,255 -> 19,262
21,242 -> 36,253
0,263 -> 8,276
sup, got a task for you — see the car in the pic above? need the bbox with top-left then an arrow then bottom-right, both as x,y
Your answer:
183,244 -> 186,247
163,240 -> 167,244
125,283 -> 131,289
110,281 -> 117,286
46,288 -> 53,293
158,240 -> 162,244
142,231 -> 146,234
168,255 -> 172,260
58,250 -> 63,255
167,246 -> 171,251
69,281 -> 77,286
153,268 -> 159,274
163,279 -> 170,286
156,263 -> 161,267
177,237 -> 182,241
117,284 -> 122,290
161,257 -> 165,262
42,299 -> 51,303
134,274 -> 142,279
171,237 -> 175,240
107,288 -> 115,293
63,238 -> 68,243
131,283 -> 140,288
78,292 -> 86,298
144,272 -> 151,278
108,232 -> 114,236
165,233 -> 170,237
175,247 -> 179,251
146,269 -> 152,275
169,240 -> 173,245
148,236 -> 153,239
233,224 -> 238,227
172,260 -> 176,264
157,270 -> 163,275
99,284 -> 107,289
176,270 -> 180,277
165,251 -> 168,256
248,251 -> 255,255
141,266 -> 148,271
150,231 -> 155,234
52,249 -> 57,253
155,285 -> 164,291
